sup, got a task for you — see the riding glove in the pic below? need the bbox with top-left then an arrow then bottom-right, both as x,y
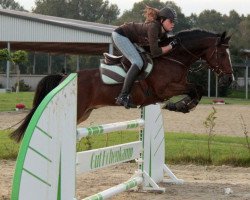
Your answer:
169,39 -> 179,49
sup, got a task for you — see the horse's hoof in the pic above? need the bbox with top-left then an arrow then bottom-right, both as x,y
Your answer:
175,101 -> 190,113
163,102 -> 177,111
180,108 -> 190,113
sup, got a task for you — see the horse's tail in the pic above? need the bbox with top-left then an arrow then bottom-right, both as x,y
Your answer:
10,74 -> 64,142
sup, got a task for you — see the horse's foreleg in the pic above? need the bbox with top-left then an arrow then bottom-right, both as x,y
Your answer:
163,83 -> 204,113
175,83 -> 203,112
187,84 -> 203,99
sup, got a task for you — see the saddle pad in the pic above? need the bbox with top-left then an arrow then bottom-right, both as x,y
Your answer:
99,59 -> 153,85
100,61 -> 126,84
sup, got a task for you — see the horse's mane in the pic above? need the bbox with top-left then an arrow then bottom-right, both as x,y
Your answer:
159,29 -> 221,49
175,28 -> 220,40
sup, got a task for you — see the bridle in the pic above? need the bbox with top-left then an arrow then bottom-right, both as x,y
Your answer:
204,39 -> 230,76
164,37 -> 230,76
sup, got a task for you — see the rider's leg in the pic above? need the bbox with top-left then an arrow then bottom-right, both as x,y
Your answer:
116,64 -> 141,108
112,32 -> 143,108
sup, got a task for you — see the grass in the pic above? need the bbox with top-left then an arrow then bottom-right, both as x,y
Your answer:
0,130 -> 20,159
170,96 -> 250,105
1,130 -> 249,167
201,97 -> 250,105
165,133 -> 250,166
0,92 -> 34,111
228,90 -> 250,99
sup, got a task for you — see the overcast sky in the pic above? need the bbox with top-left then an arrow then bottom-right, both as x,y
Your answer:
16,0 -> 250,16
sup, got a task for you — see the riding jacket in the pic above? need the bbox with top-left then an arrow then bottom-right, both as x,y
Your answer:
114,20 -> 165,58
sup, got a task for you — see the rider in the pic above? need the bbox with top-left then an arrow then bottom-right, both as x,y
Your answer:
112,6 -> 178,109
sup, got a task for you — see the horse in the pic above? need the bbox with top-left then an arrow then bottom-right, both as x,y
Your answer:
10,29 -> 234,142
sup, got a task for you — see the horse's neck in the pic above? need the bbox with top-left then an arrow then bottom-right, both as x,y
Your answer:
171,37 -> 214,67
170,48 -> 200,67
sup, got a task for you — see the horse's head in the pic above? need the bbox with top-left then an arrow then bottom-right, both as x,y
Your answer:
170,29 -> 234,87
201,32 -> 234,87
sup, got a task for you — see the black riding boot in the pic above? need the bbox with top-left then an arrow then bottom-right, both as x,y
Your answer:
116,64 -> 141,109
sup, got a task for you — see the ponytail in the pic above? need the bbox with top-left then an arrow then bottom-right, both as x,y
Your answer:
143,6 -> 159,23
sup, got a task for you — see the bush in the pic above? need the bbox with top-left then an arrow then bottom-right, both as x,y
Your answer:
12,80 -> 31,91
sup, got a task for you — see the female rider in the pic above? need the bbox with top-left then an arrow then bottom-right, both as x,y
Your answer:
112,7 -> 178,109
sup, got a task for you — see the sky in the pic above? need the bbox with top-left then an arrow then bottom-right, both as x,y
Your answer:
16,0 -> 250,16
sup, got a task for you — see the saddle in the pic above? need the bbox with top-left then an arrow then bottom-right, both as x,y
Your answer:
100,51 -> 153,85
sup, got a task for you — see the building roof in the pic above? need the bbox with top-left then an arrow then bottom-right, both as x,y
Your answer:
0,9 -> 117,54
0,9 -> 116,35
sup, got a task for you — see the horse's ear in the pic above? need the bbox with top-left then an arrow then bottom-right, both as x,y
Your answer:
224,36 -> 231,43
221,31 -> 227,40
218,31 -> 229,46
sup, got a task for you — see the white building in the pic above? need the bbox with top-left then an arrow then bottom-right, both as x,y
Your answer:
0,9 -> 116,90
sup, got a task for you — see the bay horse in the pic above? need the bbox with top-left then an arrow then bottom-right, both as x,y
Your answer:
10,29 -> 234,142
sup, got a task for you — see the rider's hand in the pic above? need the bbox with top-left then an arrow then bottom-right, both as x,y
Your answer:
169,39 -> 179,49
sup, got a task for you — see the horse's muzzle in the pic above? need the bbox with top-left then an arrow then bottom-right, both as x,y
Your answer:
219,74 -> 234,87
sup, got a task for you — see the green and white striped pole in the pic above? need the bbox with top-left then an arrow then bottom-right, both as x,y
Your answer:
77,119 -> 144,139
83,176 -> 143,200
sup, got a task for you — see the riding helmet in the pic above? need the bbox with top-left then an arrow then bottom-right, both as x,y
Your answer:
158,7 -> 177,22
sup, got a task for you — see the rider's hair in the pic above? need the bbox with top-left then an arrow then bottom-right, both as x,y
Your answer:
144,5 -> 159,23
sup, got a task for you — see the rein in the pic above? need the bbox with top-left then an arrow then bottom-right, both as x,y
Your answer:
164,37 -> 229,75
163,40 -> 205,73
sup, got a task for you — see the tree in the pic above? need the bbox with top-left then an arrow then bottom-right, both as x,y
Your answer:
67,0 -> 119,23
33,0 -> 119,24
225,10 -> 242,32
187,13 -> 198,28
196,10 -> 226,33
116,0 -> 190,32
33,0 -> 69,17
97,3 -> 120,24
0,49 -> 11,61
236,16 -> 250,49
0,0 -> 24,10
116,0 -> 164,25
0,49 -> 28,92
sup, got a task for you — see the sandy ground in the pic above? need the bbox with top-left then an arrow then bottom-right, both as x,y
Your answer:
1,104 -> 249,136
0,104 -> 250,199
1,161 -> 250,200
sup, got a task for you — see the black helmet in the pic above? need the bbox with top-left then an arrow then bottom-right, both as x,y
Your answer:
158,7 -> 177,22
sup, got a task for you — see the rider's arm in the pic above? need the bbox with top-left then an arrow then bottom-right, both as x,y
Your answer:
147,22 -> 163,58
148,22 -> 176,57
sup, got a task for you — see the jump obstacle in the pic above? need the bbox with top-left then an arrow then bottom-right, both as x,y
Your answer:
11,73 -> 183,200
